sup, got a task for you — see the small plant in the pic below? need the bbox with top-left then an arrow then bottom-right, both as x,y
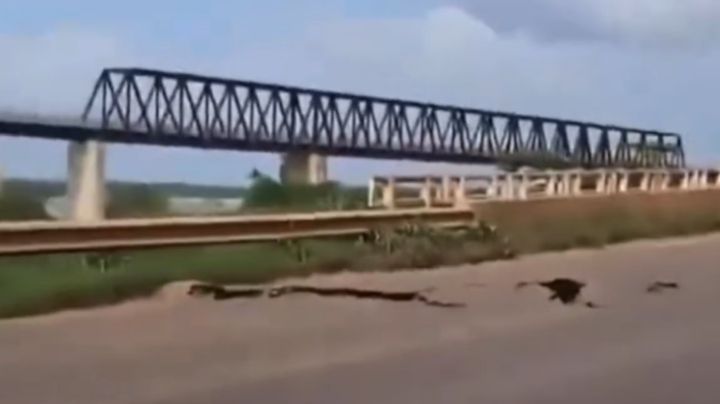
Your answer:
81,252 -> 130,273
278,239 -> 311,263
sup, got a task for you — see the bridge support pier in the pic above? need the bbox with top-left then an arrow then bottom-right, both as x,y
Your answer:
67,140 -> 106,222
279,152 -> 328,185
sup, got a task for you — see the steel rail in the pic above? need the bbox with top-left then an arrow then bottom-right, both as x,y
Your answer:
0,208 -> 475,256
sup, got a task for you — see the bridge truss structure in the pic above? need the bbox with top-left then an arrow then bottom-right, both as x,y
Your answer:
50,67 -> 677,168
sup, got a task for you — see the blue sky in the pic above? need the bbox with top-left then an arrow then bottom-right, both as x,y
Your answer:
2,0 -> 720,185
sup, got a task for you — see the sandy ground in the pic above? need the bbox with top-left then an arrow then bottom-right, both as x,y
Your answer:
2,234 -> 720,404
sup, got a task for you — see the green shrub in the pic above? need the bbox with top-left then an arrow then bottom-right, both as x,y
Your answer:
242,174 -> 366,211
107,184 -> 168,218
0,191 -> 48,220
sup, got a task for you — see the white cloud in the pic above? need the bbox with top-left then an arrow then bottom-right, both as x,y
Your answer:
457,0 -> 720,48
560,0 -> 720,47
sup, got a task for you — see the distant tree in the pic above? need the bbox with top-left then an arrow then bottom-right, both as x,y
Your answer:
242,176 -> 367,211
248,168 -> 263,180
0,191 -> 48,220
107,184 -> 168,218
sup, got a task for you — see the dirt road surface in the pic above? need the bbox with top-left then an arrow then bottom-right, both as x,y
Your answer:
2,234 -> 720,404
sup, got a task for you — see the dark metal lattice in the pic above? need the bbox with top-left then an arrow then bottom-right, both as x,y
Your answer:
80,67 -> 685,168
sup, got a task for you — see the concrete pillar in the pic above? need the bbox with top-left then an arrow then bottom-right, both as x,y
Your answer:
453,177 -> 469,208
607,172 -> 618,194
595,171 -> 607,194
420,177 -> 434,208
680,171 -> 691,190
660,172 -> 671,192
67,140 -> 106,222
619,172 -> 629,193
367,178 -> 377,208
280,152 -> 328,185
647,172 -> 657,192
546,174 -> 557,197
698,170 -> 709,189
504,174 -> 516,200
557,173 -> 567,196
518,174 -> 529,200
639,173 -> 651,192
441,176 -> 452,203
487,176 -> 499,199
564,173 -> 573,196
572,173 -> 582,196
381,178 -> 396,209
688,170 -> 698,190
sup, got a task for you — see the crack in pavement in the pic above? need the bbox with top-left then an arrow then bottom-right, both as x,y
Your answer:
189,277 -> 680,312
187,284 -> 466,309
516,278 -> 602,309
646,281 -> 680,294
188,284 -> 265,300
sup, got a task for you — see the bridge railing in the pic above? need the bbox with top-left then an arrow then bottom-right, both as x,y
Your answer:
81,68 -> 685,168
369,168 -> 719,209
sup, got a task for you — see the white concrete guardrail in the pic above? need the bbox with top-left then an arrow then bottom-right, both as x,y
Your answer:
368,168 -> 720,209
0,208 -> 475,256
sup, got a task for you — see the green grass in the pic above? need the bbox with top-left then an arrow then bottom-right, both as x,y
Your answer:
0,244 -> 297,318
0,229 -> 510,319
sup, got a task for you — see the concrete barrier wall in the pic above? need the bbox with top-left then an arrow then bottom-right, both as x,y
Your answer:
368,168 -> 720,209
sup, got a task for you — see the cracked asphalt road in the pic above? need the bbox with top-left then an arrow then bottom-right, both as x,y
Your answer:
2,234 -> 720,404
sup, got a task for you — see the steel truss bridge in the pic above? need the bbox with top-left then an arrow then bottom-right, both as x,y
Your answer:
0,67 -> 685,168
